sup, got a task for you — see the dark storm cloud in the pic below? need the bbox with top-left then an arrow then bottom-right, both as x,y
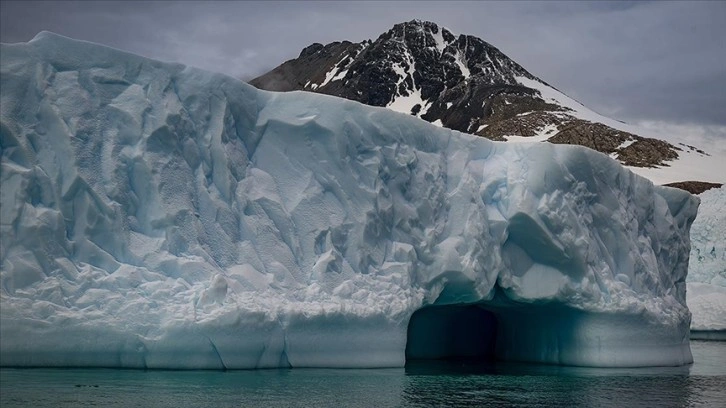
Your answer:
2,1 -> 725,131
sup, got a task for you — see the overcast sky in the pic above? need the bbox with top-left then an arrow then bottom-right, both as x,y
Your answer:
2,0 -> 725,142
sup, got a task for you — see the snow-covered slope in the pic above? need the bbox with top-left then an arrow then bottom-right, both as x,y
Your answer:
0,33 -> 699,368
517,77 -> 726,185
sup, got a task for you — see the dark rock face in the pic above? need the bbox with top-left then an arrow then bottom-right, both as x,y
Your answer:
617,138 -> 680,168
251,20 -> 535,113
664,181 -> 723,195
251,41 -> 366,92
250,19 -> 681,168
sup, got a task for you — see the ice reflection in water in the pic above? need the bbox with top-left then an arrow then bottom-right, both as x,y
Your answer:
1,341 -> 723,408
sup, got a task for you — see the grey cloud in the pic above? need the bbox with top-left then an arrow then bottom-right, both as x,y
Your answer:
1,0 -> 725,131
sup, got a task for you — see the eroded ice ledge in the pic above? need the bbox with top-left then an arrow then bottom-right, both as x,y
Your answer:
0,32 -> 699,368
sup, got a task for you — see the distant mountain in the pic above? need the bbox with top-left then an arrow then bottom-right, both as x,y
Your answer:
251,20 -> 688,170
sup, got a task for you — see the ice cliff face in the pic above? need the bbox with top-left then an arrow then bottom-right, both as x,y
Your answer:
686,186 -> 726,334
0,33 -> 699,368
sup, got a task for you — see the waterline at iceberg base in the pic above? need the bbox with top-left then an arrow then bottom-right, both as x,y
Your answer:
0,33 -> 698,369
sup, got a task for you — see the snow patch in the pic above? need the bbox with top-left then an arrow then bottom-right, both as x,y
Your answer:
319,54 -> 352,88
388,87 -> 430,116
504,134 -> 549,143
455,51 -> 470,79
503,124 -> 558,144
430,26 -> 447,55
616,138 -> 636,150
387,48 -> 432,117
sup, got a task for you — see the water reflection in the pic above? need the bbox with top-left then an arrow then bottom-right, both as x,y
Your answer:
402,359 -> 696,407
1,341 -> 723,408
404,358 -> 693,377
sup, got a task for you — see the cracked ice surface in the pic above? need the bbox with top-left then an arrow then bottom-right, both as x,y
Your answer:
0,33 -> 698,368
686,186 -> 726,332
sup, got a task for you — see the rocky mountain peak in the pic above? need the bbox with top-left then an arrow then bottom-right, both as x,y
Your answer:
299,43 -> 324,58
250,20 -> 683,169
380,20 -> 456,50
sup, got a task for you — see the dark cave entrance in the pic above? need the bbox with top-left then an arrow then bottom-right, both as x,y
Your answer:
405,304 -> 498,363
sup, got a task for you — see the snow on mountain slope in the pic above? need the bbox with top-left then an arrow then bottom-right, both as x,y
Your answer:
0,32 -> 699,368
517,76 -> 726,185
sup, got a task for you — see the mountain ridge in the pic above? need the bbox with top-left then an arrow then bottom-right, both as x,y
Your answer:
250,20 -> 696,173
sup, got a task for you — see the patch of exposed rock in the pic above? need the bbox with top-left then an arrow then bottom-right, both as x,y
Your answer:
664,181 -> 723,195
617,138 -> 680,168
548,121 -> 679,167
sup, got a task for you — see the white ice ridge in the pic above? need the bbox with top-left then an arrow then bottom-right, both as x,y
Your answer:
1,32 -> 699,369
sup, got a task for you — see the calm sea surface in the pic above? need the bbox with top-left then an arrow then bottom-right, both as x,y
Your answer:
1,341 -> 724,407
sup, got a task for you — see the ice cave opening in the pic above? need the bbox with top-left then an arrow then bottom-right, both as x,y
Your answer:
405,304 -> 499,364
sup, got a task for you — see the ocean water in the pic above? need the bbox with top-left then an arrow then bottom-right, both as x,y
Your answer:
1,341 -> 724,407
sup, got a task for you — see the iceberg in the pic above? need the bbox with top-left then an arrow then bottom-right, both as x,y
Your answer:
686,186 -> 726,338
1,33 -> 699,368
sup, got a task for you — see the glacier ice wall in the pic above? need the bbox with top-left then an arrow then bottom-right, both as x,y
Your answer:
1,33 -> 699,368
686,186 -> 726,332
